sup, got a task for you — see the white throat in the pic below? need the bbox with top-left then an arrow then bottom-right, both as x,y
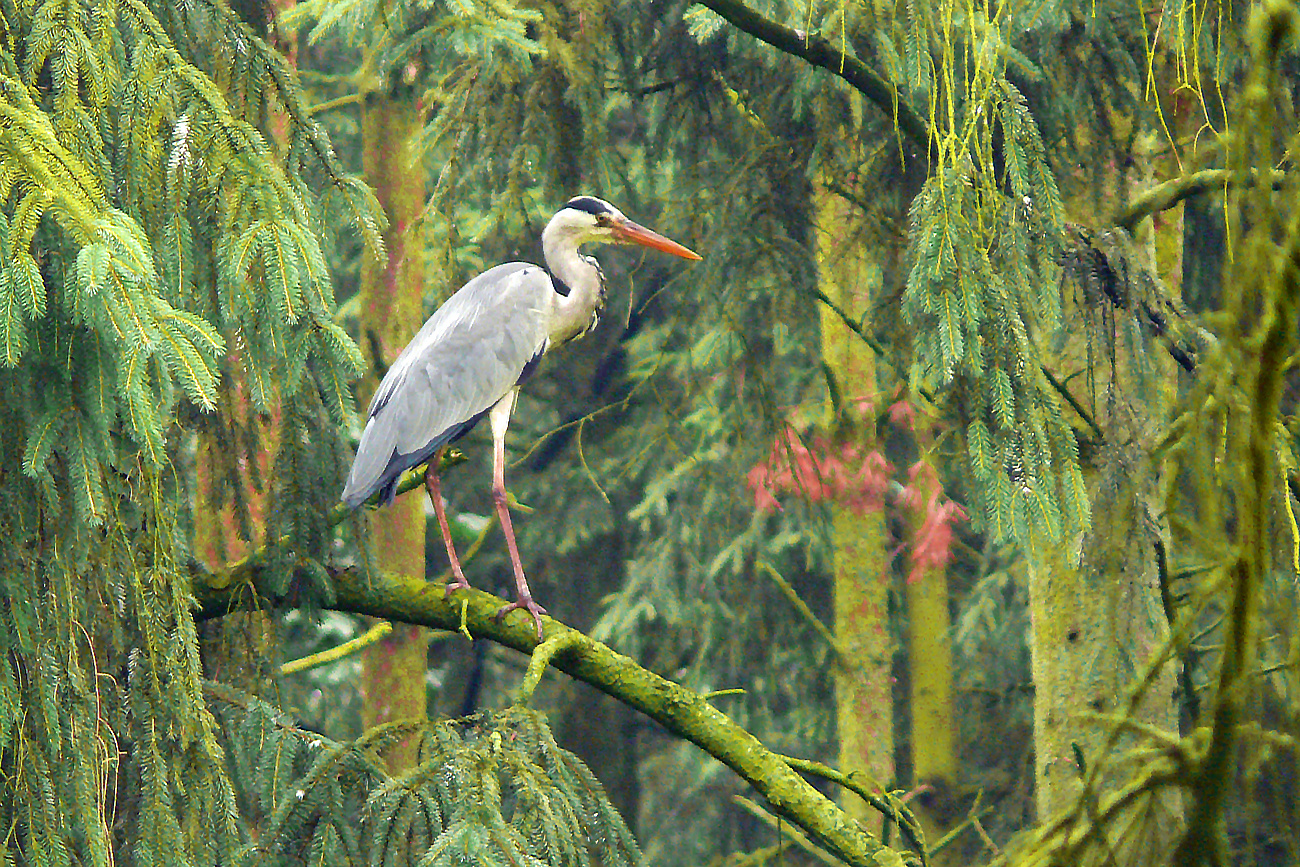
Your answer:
541,216 -> 606,346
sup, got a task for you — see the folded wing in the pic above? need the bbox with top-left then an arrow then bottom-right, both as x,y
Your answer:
341,263 -> 553,507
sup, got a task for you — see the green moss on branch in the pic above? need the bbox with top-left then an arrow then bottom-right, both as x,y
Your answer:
194,564 -> 912,867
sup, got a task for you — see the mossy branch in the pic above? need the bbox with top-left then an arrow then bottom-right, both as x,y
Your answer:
1115,168 -> 1287,232
281,620 -> 393,675
1175,191 -> 1298,867
779,755 -> 927,861
193,563 -> 909,867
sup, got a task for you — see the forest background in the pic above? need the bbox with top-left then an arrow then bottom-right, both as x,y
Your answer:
1,0 -> 1299,863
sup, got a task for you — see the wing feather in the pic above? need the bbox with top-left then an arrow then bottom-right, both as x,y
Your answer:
341,263 -> 553,507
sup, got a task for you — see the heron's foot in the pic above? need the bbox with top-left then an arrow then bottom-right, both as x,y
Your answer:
495,595 -> 548,641
444,576 -> 471,598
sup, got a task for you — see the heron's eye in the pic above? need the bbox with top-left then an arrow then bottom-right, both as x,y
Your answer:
595,214 -> 611,227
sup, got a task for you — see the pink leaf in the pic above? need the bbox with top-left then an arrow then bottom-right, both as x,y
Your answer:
888,399 -> 916,430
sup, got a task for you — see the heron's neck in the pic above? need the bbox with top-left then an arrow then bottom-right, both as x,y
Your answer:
542,229 -> 605,345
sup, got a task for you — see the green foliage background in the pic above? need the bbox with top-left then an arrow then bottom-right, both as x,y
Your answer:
2,0 -> 1300,861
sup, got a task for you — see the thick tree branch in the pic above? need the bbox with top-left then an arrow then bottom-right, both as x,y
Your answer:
194,565 -> 915,867
695,0 -> 933,155
1115,167 -> 1287,231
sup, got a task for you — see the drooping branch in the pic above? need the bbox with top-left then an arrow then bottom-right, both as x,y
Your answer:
1172,6 -> 1298,859
193,563 -> 916,867
695,0 -> 933,154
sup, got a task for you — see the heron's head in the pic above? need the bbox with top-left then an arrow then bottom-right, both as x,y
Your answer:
545,196 -> 701,260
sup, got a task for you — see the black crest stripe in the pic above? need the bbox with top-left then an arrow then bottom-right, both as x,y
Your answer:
563,196 -> 612,216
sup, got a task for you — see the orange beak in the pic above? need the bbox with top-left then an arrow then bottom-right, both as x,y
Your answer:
612,219 -> 703,261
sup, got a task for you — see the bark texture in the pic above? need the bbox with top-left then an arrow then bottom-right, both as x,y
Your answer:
816,180 -> 894,826
357,92 -> 429,773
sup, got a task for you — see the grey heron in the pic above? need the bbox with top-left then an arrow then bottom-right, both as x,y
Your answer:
341,196 -> 702,639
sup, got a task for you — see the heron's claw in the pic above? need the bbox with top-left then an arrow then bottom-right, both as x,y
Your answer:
495,596 -> 547,641
444,577 -> 471,598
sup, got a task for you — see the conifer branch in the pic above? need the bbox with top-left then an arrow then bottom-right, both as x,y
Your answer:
694,0 -> 932,154
697,0 -> 1292,257
194,565 -> 906,867
204,680 -> 344,746
805,281 -> 1110,446
200,0 -> 364,196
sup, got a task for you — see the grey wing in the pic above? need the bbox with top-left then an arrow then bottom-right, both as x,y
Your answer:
341,263 -> 553,508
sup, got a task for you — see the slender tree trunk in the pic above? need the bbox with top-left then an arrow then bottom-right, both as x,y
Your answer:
902,437 -> 958,853
815,179 -> 894,826
195,381 -> 280,692
1028,465 -> 1180,829
358,91 -> 428,772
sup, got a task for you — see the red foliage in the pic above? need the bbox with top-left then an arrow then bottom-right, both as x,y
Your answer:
744,398 -> 967,583
899,461 -> 967,584
745,426 -> 892,516
887,399 -> 915,430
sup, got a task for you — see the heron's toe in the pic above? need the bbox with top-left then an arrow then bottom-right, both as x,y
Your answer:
495,596 -> 547,640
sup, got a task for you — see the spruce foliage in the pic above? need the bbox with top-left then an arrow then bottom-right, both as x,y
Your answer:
899,82 -> 1085,547
0,0 -> 373,859
0,0 -> 673,862
207,694 -> 640,867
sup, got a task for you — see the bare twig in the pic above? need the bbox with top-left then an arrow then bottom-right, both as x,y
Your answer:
755,561 -> 847,663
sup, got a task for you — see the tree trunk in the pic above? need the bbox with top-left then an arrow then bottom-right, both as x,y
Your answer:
195,2 -> 295,695
357,91 -> 429,772
1028,467 -> 1180,838
1030,118 -> 1183,846
815,179 -> 894,827
902,440 -> 958,853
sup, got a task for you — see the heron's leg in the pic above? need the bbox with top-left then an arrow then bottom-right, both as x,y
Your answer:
425,449 -> 470,595
487,392 -> 546,640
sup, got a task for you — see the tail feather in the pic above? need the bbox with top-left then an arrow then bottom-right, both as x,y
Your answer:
340,416 -> 398,508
